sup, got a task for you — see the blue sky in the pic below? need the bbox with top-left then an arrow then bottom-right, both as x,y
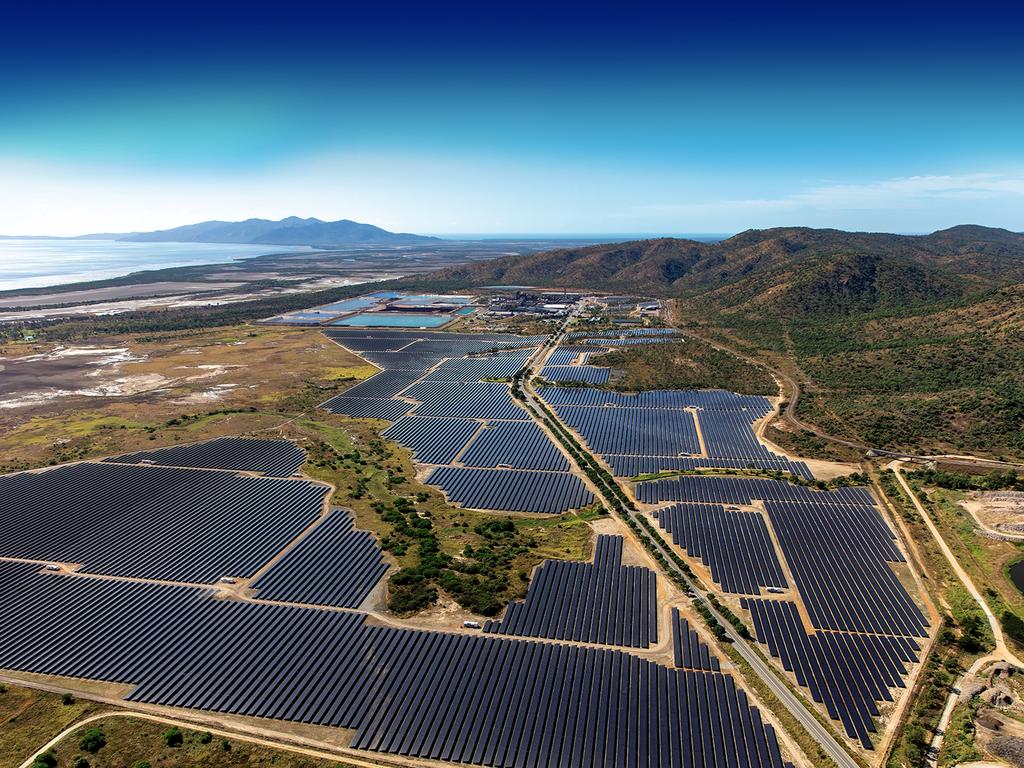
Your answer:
2,2 -> 1022,236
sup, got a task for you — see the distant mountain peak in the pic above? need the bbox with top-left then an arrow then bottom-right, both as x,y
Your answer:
106,216 -> 438,246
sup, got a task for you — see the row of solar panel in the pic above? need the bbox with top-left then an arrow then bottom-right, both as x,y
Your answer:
539,364 -> 611,383
0,462 -> 327,584
564,328 -> 678,339
604,455 -> 813,480
743,599 -> 920,749
538,386 -> 773,415
483,536 -> 657,648
425,467 -> 594,514
636,475 -> 875,506
585,337 -> 678,346
552,404 -> 702,457
671,609 -> 721,672
251,510 -> 388,609
0,562 -> 789,768
102,437 -> 306,477
655,503 -> 787,596
763,499 -> 929,638
546,346 -> 591,365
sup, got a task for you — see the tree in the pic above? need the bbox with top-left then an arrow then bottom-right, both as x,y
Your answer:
31,752 -> 57,768
163,727 -> 184,747
79,727 -> 106,754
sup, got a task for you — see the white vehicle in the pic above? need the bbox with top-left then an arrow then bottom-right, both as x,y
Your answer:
462,620 -> 482,629
44,564 -> 61,571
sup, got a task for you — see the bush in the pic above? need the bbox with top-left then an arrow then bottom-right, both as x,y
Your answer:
198,730 -> 213,744
163,726 -> 183,747
1002,610 -> 1024,646
73,757 -> 90,768
79,727 -> 106,754
32,751 -> 57,768
221,738 -> 232,752
61,692 -> 75,705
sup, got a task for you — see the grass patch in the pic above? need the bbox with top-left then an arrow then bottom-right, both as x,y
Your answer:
0,684 -> 101,768
45,715 -> 353,768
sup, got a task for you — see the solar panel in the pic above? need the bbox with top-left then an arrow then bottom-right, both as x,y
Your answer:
744,598 -> 919,749
251,510 -> 388,608
655,503 -> 787,595
484,535 -> 657,647
102,437 -> 306,477
458,421 -> 569,470
426,467 -> 594,514
0,463 -> 327,583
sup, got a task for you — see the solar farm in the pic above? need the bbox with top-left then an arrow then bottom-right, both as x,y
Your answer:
320,327 -> 597,514
0,291 -> 937,767
0,435 -> 798,768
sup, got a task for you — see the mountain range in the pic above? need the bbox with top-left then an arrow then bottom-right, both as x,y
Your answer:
0,217 -> 439,246
434,225 -> 1024,317
427,224 -> 1024,460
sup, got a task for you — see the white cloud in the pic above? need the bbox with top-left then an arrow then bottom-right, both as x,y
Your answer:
0,156 -> 1021,237
630,173 -> 1024,221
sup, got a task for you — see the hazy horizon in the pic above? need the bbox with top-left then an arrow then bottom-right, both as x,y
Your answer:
2,3 -> 1022,236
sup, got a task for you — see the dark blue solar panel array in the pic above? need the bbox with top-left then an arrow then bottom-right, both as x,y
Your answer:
547,346 -> 591,365
538,386 -> 773,415
655,503 -> 786,595
251,510 -> 388,608
321,327 -> 603,515
762,499 -> 928,638
699,411 -> 785,461
406,381 -> 527,420
671,608 -> 720,671
637,471 -> 927,748
102,437 -> 306,477
337,369 -> 424,399
423,350 -> 533,381
426,467 -> 594,514
553,405 -> 701,456
636,476 -> 874,506
565,328 -> 678,340
606,455 -> 814,480
0,563 -> 790,768
539,364 -> 611,383
382,416 -> 482,464
0,463 -> 326,583
459,421 -> 569,470
537,384 -> 811,478
320,395 -> 414,420
591,337 -> 678,346
743,599 -> 920,748
483,535 -> 656,647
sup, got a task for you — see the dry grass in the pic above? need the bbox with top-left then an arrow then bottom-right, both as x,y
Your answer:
0,684 -> 102,768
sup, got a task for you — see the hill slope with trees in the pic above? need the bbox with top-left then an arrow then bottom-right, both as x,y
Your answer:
437,225 -> 1024,459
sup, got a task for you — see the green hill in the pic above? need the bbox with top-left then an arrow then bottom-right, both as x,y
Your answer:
434,225 -> 1024,460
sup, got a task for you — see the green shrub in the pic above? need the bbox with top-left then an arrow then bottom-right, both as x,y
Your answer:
163,726 -> 183,747
79,727 -> 106,754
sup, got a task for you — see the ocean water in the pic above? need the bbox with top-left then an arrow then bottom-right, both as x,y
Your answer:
0,239 -> 310,291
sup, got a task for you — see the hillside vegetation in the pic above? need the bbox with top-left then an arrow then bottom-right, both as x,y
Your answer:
438,225 -> 1024,459
591,338 -> 777,395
